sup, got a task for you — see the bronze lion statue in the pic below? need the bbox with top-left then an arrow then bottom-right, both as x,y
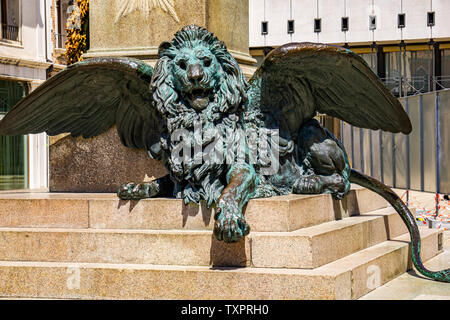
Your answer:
0,25 -> 448,282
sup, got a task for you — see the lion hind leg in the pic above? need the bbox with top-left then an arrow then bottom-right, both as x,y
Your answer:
293,173 -> 348,200
295,119 -> 351,200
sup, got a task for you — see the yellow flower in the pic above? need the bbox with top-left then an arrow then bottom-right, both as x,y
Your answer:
65,0 -> 90,64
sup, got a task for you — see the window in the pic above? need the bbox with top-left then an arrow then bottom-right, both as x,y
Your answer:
398,13 -> 406,28
0,0 -> 20,42
384,50 -> 431,96
314,18 -> 321,33
369,15 -> 376,30
341,17 -> 349,31
55,0 -> 71,48
0,80 -> 28,190
287,20 -> 294,34
440,50 -> 450,90
261,21 -> 268,35
427,11 -> 435,26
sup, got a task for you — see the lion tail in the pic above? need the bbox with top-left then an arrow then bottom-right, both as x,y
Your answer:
349,169 -> 450,283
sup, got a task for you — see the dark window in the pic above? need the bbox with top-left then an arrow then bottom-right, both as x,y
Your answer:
0,0 -> 6,25
261,21 -> 268,35
341,17 -> 349,31
427,11 -> 435,26
440,49 -> 450,89
0,80 -> 28,191
369,15 -> 376,30
287,20 -> 294,34
314,18 -> 321,33
398,13 -> 406,28
55,0 -> 69,48
0,0 -> 19,41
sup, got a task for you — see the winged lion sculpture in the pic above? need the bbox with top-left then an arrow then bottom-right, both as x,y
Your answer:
0,25 -> 448,282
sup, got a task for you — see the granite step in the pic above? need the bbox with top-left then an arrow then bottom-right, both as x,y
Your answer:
250,207 -> 410,268
318,228 -> 443,299
0,186 -> 387,231
0,228 -> 441,300
0,207 -> 412,268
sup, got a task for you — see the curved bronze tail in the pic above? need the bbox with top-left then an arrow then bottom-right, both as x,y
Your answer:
350,169 -> 450,283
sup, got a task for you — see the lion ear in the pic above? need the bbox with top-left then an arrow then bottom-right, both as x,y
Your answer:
158,41 -> 173,57
218,41 -> 227,50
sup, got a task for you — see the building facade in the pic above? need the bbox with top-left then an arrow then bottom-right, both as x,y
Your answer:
250,0 -> 450,97
249,0 -> 450,194
0,0 -> 70,191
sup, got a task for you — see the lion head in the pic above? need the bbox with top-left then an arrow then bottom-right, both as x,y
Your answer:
151,25 -> 249,131
149,25 -> 249,206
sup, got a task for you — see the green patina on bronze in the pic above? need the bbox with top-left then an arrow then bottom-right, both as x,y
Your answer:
0,25 -> 448,282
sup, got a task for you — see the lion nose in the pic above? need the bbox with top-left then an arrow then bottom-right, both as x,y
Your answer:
188,63 -> 204,82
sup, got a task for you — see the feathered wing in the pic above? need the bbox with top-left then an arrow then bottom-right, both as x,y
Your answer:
0,57 -> 161,151
115,0 -> 180,23
249,42 -> 412,135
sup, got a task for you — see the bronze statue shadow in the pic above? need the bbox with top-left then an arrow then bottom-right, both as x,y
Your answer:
209,235 -> 249,269
332,190 -> 360,220
117,199 -> 141,212
115,198 -> 249,268
180,201 -> 249,269
181,201 -> 212,228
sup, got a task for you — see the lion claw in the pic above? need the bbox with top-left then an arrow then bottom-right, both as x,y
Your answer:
117,182 -> 156,200
213,205 -> 250,243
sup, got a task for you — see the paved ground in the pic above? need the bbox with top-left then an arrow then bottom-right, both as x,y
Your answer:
361,189 -> 450,300
360,246 -> 450,300
394,188 -> 450,230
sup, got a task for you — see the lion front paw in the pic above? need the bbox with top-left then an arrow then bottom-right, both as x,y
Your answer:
117,182 -> 159,200
213,203 -> 250,243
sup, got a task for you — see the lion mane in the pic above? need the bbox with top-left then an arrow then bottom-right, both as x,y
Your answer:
149,25 -> 249,206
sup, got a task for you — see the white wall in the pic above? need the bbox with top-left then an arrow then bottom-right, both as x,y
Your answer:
28,133 -> 48,190
433,0 -> 449,39
317,0 -> 345,44
0,0 -> 50,190
249,0 -> 450,47
345,0 -> 373,44
291,0 -> 317,43
0,0 -> 49,62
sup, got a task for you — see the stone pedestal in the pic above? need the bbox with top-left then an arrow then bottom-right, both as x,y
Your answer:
84,0 -> 256,76
49,0 -> 256,193
49,127 -> 167,192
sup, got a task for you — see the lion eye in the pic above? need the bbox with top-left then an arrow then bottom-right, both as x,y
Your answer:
178,60 -> 187,70
203,57 -> 212,67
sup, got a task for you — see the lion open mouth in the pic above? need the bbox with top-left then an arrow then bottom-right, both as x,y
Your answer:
186,88 -> 214,110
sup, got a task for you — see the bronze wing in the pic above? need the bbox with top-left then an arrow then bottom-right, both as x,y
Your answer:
0,57 -> 161,151
250,42 -> 412,135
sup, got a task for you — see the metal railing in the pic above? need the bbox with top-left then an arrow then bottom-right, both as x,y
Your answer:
433,76 -> 450,91
381,76 -> 450,97
54,33 -> 67,49
1,24 -> 19,41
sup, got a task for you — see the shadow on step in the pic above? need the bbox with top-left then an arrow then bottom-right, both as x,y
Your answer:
181,201 -> 213,228
332,190 -> 360,220
209,235 -> 249,269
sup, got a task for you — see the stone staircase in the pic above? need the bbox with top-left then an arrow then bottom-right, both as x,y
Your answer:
0,186 -> 444,299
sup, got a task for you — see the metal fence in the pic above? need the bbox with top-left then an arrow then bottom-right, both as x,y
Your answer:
341,89 -> 450,194
1,24 -> 19,42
